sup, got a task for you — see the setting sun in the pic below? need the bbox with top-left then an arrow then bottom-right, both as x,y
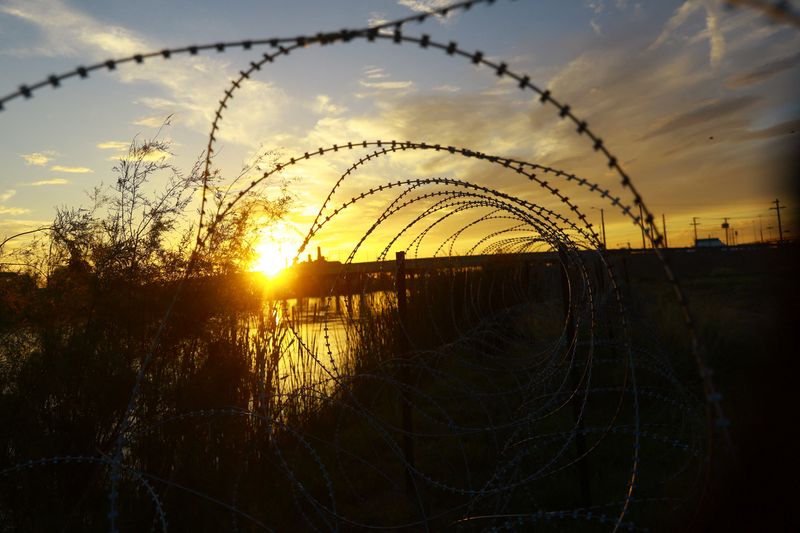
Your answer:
250,222 -> 305,277
2,0 -> 798,529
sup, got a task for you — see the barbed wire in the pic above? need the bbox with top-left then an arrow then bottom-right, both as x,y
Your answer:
0,0 -> 744,530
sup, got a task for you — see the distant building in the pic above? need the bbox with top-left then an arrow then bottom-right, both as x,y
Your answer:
695,237 -> 725,248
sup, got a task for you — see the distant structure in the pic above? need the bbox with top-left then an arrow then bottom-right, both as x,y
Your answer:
306,246 -> 326,263
695,237 -> 725,248
297,247 -> 342,273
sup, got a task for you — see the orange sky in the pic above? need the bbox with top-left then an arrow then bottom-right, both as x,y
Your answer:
1,0 -> 798,265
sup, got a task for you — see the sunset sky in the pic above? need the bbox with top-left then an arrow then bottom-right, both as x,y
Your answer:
1,0 -> 798,263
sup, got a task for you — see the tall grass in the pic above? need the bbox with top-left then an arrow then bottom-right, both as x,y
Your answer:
0,255 -> 719,530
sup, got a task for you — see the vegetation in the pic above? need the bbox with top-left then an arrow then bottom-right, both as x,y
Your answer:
1,131 -> 790,529
0,132 -> 298,530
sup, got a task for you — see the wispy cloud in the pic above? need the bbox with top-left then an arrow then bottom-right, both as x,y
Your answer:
735,118 -> 800,141
367,11 -> 389,27
433,85 -> 461,93
50,165 -> 93,173
314,95 -> 347,116
1,0 -> 291,148
21,151 -> 56,166
0,189 -> 16,202
726,51 -> 800,88
0,0 -> 148,58
705,6 -> 725,68
649,0 -> 727,68
282,5 -> 795,251
111,149 -> 171,162
585,0 -> 605,14
355,66 -> 416,96
133,115 -> 170,128
397,0 -> 457,23
0,207 -> 31,215
650,1 -> 700,50
359,80 -> 414,90
364,67 -> 389,80
96,141 -> 130,150
97,139 -> 173,161
641,95 -> 761,140
28,178 -> 70,186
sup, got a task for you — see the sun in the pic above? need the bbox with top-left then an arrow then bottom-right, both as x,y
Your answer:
250,223 -> 303,277
252,240 -> 288,276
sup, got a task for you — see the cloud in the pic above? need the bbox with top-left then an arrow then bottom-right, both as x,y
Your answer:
397,0 -> 458,23
735,118 -> 800,141
353,66 -> 417,99
368,11 -> 389,27
433,85 -> 461,93
132,76 -> 292,148
2,0 -> 290,148
261,10 -> 794,252
0,207 -> 31,215
3,0 -> 795,251
364,67 -> 389,80
0,189 -> 16,202
726,52 -> 800,88
641,95 -> 761,139
50,165 -> 93,173
133,115 -> 171,128
96,141 -> 130,150
359,80 -> 414,90
649,1 -> 701,50
314,95 -> 347,116
275,8 -> 794,250
21,151 -> 55,166
585,0 -> 632,15
111,149 -> 171,162
585,0 -> 605,14
0,0 -> 148,58
649,1 -> 727,68
28,178 -> 70,186
704,6 -> 725,68
97,140 -> 173,161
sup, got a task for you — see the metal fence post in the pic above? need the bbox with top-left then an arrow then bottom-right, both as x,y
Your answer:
395,251 -> 415,494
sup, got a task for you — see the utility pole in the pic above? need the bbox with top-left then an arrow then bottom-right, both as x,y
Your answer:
722,218 -> 730,246
661,214 -> 668,248
691,217 -> 700,246
600,208 -> 606,249
758,215 -> 764,243
770,198 -> 785,245
591,206 -> 606,248
638,204 -> 647,249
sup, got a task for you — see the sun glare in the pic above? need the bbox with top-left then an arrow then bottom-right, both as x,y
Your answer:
252,242 -> 288,276
251,223 -> 304,278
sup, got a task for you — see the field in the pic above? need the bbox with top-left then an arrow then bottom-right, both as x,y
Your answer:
2,245 -> 795,530
620,245 -> 800,531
